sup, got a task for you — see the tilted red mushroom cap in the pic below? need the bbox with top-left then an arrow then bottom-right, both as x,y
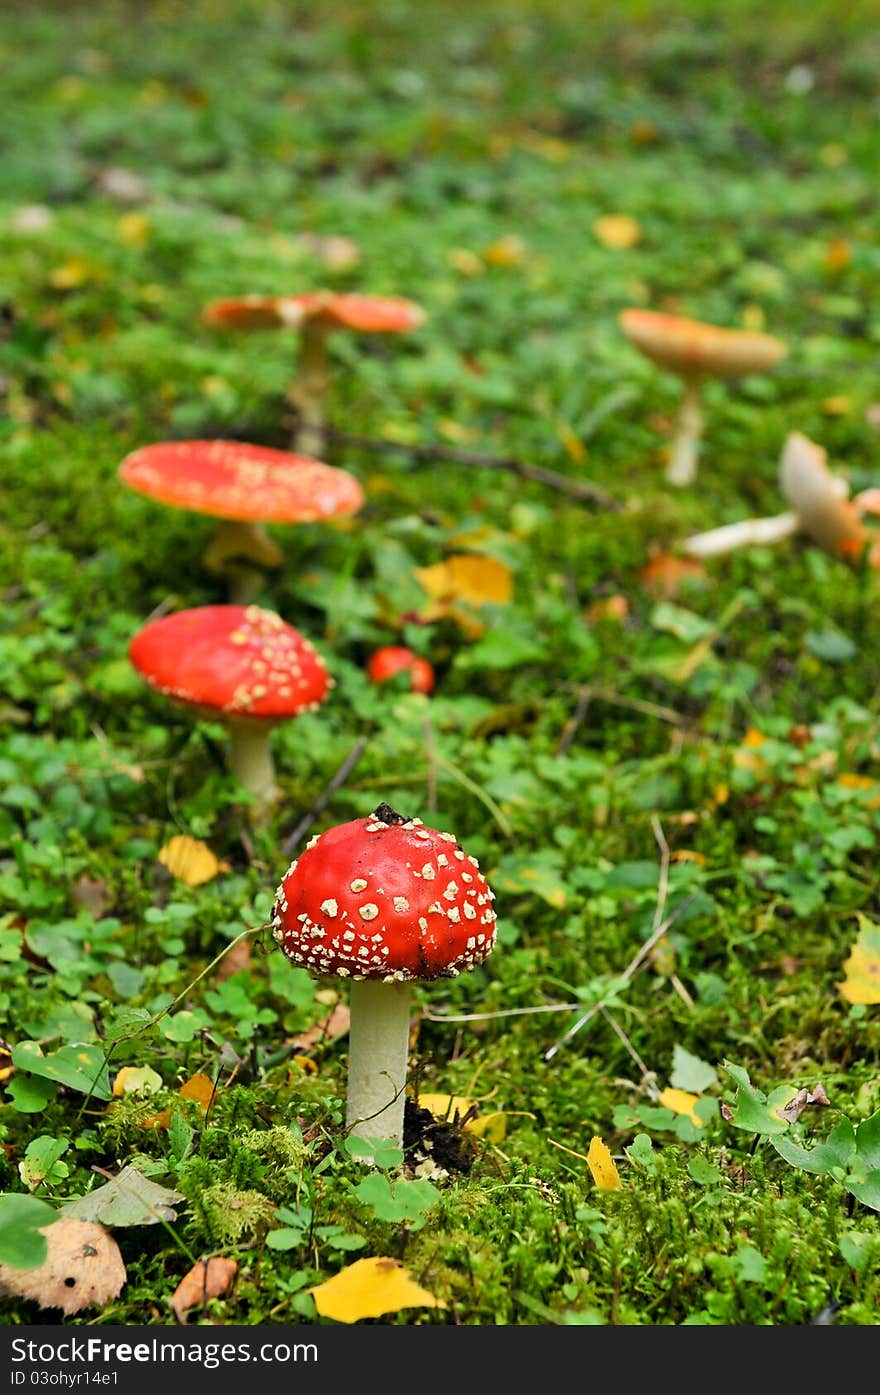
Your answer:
619,308 -> 787,378
273,804 -> 497,982
118,440 -> 364,525
129,604 -> 330,721
203,291 -> 426,335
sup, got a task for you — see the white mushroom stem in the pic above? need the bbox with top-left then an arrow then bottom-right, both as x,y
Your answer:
682,474 -> 852,559
203,520 -> 283,605
346,979 -> 411,1151
290,320 -> 330,458
683,511 -> 802,558
665,376 -> 704,487
226,718 -> 277,810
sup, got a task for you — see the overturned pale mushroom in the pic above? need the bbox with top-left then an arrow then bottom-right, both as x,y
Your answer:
203,291 -> 426,456
682,431 -> 868,562
129,604 -> 330,812
118,439 -> 364,604
620,308 -> 787,487
272,803 -> 497,1153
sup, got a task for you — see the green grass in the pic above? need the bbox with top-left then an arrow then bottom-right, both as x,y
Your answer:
2,0 -> 880,1327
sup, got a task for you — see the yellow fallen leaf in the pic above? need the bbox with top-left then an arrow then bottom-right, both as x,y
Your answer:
556,420 -> 587,465
587,1136 -> 622,1190
414,1092 -> 509,1143
822,396 -> 852,416
116,212 -> 151,247
112,1066 -> 163,1097
839,914 -> 880,1005
824,238 -> 852,272
593,214 -> 641,249
49,258 -> 107,290
414,553 -> 513,608
158,835 -> 229,887
483,235 -> 527,267
310,1257 -> 445,1323
179,1073 -> 217,1109
658,1087 -> 704,1126
837,773 -> 880,808
733,728 -> 770,776
447,248 -> 483,276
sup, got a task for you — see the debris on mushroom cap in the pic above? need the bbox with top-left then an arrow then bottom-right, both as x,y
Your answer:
118,439 -> 365,524
129,605 -> 331,720
273,804 -> 497,982
778,430 -> 868,561
619,308 -> 787,378
203,291 -> 426,335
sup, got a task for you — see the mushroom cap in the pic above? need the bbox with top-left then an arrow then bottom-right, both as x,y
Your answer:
273,804 -> 497,982
203,291 -> 426,335
778,430 -> 868,561
118,439 -> 365,524
129,604 -> 330,721
366,646 -> 436,695
619,308 -> 787,378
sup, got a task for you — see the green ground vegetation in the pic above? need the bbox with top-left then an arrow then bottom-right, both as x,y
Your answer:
2,0 -> 880,1326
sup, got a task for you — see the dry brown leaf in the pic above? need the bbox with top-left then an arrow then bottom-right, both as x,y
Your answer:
310,1257 -> 445,1323
158,835 -> 229,887
640,552 -> 707,597
0,1219 -> 125,1315
170,1256 -> 238,1323
71,875 -> 113,919
291,1002 -> 351,1052
216,937 -> 253,981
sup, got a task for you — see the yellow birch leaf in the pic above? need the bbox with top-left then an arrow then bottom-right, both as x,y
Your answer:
556,421 -> 587,465
837,773 -> 880,808
116,212 -> 151,247
839,915 -> 880,1005
468,1111 -> 507,1143
310,1257 -> 446,1323
414,553 -> 513,607
112,1066 -> 163,1097
483,235 -> 527,267
593,214 -> 641,249
417,1092 -> 475,1120
658,1087 -> 704,1126
179,1073 -> 216,1109
587,1136 -> 622,1190
158,835 -> 229,887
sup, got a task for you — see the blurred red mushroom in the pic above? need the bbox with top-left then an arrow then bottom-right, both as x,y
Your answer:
129,604 -> 330,813
273,803 -> 497,1152
118,439 -> 364,604
202,291 -> 426,456
366,645 -> 435,695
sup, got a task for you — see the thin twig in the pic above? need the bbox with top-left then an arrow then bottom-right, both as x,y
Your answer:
599,1006 -> 651,1079
650,813 -> 670,938
542,894 -> 695,1061
555,687 -> 592,757
564,683 -> 686,726
280,736 -> 369,857
321,426 -> 621,510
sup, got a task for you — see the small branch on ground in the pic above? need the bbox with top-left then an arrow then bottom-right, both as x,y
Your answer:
280,736 -> 369,857
318,426 -> 621,510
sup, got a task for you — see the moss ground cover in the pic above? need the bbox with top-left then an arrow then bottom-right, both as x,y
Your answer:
2,0 -> 880,1327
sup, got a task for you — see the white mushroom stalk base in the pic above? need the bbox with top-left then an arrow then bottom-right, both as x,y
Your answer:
666,376 -> 704,487
683,511 -> 801,558
346,978 -> 412,1152
226,718 -> 277,811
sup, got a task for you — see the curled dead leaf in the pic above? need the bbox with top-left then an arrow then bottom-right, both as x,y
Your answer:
0,1218 -> 125,1315
170,1256 -> 238,1323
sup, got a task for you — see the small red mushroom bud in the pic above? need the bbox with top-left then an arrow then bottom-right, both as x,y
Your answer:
366,645 -> 435,695
272,804 -> 497,1152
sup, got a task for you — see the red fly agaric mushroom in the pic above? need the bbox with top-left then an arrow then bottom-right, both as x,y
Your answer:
118,439 -> 364,604
202,291 -> 426,456
129,604 -> 330,810
619,308 -> 788,487
366,645 -> 435,695
272,803 -> 497,1150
